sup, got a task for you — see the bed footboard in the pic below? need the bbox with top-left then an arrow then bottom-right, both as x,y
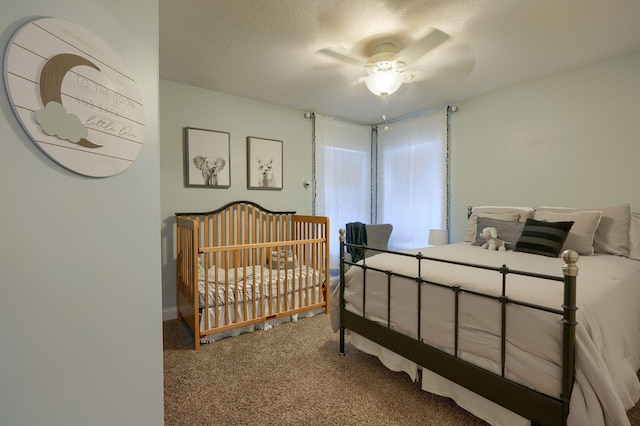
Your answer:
338,229 -> 578,426
176,201 -> 330,350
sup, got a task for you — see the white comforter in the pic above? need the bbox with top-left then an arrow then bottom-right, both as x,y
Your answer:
331,243 -> 640,426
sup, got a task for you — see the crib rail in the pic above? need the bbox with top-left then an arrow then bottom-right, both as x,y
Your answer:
198,237 -> 327,334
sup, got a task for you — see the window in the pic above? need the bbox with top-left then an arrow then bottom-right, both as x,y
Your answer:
314,115 -> 371,268
314,108 -> 448,261
378,109 -> 448,249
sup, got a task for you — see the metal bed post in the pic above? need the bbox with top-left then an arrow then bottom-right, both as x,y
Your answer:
561,249 -> 579,422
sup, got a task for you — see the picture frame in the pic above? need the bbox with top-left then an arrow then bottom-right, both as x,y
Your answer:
247,136 -> 283,190
184,127 -> 231,188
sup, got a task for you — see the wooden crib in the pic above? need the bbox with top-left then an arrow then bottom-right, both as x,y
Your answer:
176,201 -> 330,350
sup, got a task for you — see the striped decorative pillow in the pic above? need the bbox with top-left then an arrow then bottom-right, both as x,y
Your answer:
514,218 -> 574,257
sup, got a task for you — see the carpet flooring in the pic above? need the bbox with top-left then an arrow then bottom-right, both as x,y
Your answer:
163,313 -> 640,425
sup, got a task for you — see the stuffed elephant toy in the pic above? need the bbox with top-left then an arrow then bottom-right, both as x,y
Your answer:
479,227 -> 506,251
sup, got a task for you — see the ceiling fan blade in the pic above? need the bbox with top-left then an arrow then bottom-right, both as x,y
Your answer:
406,54 -> 476,83
401,70 -> 422,83
317,47 -> 364,67
349,76 -> 366,87
398,28 -> 450,64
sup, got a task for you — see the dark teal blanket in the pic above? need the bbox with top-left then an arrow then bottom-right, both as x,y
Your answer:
346,222 -> 367,262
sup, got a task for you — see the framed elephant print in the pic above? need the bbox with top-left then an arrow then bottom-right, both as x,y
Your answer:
184,127 -> 230,188
247,136 -> 283,190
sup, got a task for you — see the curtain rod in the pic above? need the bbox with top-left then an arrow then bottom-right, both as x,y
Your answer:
306,104 -> 458,128
304,105 -> 458,128
372,104 -> 457,127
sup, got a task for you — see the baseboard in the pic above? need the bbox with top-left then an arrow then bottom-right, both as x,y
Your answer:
163,306 -> 179,321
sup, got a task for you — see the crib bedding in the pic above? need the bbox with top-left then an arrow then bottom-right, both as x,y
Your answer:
197,264 -> 326,343
198,265 -> 324,308
332,242 -> 640,425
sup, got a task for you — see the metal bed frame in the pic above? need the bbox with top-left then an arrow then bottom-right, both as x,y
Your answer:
338,229 -> 578,426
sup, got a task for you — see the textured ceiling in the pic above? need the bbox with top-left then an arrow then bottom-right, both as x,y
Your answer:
160,0 -> 640,125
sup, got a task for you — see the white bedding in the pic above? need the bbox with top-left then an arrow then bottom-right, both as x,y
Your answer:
198,265 -> 324,307
198,265 -> 325,343
331,242 -> 640,426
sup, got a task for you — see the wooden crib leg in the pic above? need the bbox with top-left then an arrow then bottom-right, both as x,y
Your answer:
192,323 -> 201,350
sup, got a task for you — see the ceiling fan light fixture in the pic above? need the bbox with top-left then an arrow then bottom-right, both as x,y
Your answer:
364,69 -> 404,97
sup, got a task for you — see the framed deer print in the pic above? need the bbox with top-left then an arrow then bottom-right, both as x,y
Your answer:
247,136 -> 283,190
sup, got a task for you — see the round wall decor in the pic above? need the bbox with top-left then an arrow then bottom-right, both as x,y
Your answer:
4,18 -> 146,177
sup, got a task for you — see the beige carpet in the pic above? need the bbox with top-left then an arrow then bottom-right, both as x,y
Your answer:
164,314 -> 640,426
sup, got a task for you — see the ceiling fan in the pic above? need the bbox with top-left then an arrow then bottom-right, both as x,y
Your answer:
319,29 -> 460,97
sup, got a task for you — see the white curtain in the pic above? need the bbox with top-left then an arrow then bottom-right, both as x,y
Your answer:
377,108 -> 447,250
315,115 -> 371,269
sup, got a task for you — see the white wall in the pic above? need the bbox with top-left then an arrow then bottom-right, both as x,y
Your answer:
0,2 -> 163,425
160,80 -> 313,316
450,50 -> 640,242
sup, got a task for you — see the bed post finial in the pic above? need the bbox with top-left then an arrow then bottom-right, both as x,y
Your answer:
339,228 -> 345,242
562,249 -> 579,277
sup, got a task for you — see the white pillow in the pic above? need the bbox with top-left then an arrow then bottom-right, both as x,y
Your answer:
199,261 -> 246,282
533,210 -> 602,256
630,213 -> 640,261
210,267 -> 245,283
198,256 -> 205,280
536,204 -> 630,256
465,206 -> 533,242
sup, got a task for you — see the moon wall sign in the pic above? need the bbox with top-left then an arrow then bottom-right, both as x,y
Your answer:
4,18 -> 146,177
